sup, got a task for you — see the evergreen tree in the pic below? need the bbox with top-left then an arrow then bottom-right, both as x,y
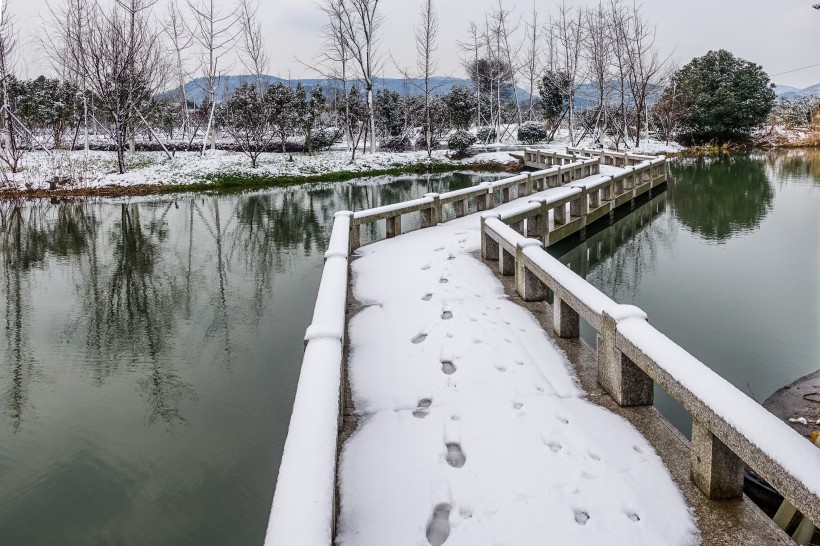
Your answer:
672,50 -> 776,141
444,85 -> 475,130
266,82 -> 298,152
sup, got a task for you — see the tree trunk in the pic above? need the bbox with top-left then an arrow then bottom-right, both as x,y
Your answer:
367,86 -> 376,153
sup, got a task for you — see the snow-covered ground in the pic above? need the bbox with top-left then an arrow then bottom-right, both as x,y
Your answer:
0,149 -> 519,193
337,185 -> 698,545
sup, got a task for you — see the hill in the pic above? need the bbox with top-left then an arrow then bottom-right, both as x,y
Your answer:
774,83 -> 820,100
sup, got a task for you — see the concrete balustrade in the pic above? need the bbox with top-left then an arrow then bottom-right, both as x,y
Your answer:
481,192 -> 820,530
348,157 -> 601,252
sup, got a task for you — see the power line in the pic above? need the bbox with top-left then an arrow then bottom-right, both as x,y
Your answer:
771,63 -> 820,77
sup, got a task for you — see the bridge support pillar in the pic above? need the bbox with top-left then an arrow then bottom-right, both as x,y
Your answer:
386,216 -> 401,238
500,248 -> 515,276
597,312 -> 654,407
516,242 -> 547,301
422,193 -> 440,228
480,217 -> 499,261
476,187 -> 494,211
691,419 -> 744,500
553,298 -> 579,338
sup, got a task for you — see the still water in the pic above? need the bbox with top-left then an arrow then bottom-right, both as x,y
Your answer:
552,150 -> 820,435
0,171 -> 506,545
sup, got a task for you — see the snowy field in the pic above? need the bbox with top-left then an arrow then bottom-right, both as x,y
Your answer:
337,186 -> 698,545
0,149 -> 520,193
0,132 -> 681,194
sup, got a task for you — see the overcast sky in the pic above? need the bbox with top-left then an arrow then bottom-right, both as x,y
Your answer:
5,0 -> 820,88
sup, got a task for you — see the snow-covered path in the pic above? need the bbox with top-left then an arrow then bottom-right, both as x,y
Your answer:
337,189 -> 699,545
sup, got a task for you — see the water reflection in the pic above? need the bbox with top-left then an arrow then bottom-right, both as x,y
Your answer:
0,171 -> 507,545
554,192 -> 673,300
669,155 -> 773,242
763,148 -> 820,185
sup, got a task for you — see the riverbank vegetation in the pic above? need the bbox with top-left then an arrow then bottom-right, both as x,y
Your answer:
0,0 -> 816,196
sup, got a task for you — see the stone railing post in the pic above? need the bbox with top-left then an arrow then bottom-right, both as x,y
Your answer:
476,183 -> 494,211
386,215 -> 402,238
553,202 -> 566,225
515,240 -> 547,301
480,215 -> 500,260
553,297 -> 579,338
349,219 -> 361,253
570,189 -> 588,218
422,193 -> 441,228
691,419 -> 744,499
597,309 -> 654,406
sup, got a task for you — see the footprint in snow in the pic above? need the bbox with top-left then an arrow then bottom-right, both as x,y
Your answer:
434,247 -> 445,252
412,333 -> 428,344
439,278 -> 449,284
627,512 -> 641,522
421,264 -> 432,271
445,443 -> 466,468
426,504 -> 451,546
441,360 -> 456,375
513,401 -> 523,410
546,441 -> 562,453
441,310 -> 453,320
574,510 -> 590,525
413,398 -> 433,419
422,293 -> 434,301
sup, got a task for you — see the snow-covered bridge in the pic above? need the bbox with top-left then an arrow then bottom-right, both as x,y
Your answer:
265,149 -> 820,546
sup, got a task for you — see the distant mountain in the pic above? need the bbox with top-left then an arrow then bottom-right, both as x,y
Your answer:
165,74 -> 666,110
774,83 -> 820,100
167,75 -> 478,104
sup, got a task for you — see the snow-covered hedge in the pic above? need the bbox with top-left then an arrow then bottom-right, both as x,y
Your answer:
380,135 -> 413,152
518,121 -> 549,145
447,130 -> 477,153
476,126 -> 497,143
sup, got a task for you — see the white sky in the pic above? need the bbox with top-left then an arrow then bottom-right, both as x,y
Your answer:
5,0 -> 820,88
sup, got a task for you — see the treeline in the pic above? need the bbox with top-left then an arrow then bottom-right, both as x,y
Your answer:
0,0 -> 788,177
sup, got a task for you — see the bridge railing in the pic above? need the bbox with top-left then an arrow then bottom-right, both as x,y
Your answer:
265,211 -> 352,546
266,150 -> 663,545
482,156 -> 667,249
480,214 -> 820,529
348,157 -> 602,251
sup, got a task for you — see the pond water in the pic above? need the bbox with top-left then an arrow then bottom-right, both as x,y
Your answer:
2,150 -> 818,543
0,171 -> 507,545
551,150 -> 820,435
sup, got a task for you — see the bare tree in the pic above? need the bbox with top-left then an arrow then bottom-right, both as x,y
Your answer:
164,0 -> 194,139
608,0 -> 631,149
237,0 -> 268,86
583,2 -> 612,145
552,3 -> 583,146
0,3 -> 25,174
394,0 -> 443,157
521,6 -> 541,121
186,0 -> 238,153
315,0 -> 353,152
330,0 -> 383,154
623,1 -> 665,147
48,0 -> 169,173
458,22 -> 483,128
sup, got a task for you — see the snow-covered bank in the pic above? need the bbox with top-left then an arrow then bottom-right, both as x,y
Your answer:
337,191 -> 698,545
0,149 -> 520,195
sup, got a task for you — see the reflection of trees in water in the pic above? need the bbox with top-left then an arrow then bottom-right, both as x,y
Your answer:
558,193 -> 674,301
233,191 -> 328,317
762,148 -> 820,185
0,202 -> 39,430
669,155 -> 773,242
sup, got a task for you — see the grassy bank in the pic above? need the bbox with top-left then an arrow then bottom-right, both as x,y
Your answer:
0,159 -> 521,200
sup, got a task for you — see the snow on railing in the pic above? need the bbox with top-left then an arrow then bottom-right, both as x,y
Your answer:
482,157 -> 667,250
266,148 -> 668,545
265,211 -> 352,546
348,157 -> 602,251
481,193 -> 820,529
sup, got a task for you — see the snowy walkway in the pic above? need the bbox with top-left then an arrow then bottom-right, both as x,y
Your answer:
337,186 -> 699,545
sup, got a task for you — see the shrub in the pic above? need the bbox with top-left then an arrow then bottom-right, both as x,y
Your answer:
380,135 -> 412,152
476,126 -> 497,143
447,130 -> 476,153
517,121 -> 549,144
312,127 -> 343,151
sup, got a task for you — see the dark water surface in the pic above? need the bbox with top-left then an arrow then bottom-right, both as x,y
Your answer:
552,150 -> 820,435
0,171 -> 506,545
